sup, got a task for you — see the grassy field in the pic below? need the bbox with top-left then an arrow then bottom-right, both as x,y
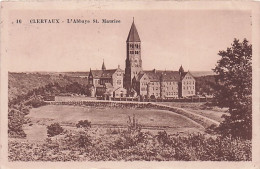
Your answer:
23,105 -> 204,141
159,102 -> 228,122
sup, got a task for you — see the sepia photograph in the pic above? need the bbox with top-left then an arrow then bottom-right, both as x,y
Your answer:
0,1 -> 260,169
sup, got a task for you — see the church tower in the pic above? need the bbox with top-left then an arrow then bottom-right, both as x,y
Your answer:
124,18 -> 142,94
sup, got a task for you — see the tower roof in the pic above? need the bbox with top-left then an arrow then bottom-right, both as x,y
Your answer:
102,59 -> 106,70
126,19 -> 141,42
179,65 -> 184,73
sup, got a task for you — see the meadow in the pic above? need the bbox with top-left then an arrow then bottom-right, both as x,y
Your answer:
23,105 -> 204,142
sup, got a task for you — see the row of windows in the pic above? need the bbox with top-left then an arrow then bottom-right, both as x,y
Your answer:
166,92 -> 178,96
132,71 -> 140,75
117,80 -> 122,85
150,86 -> 177,91
152,87 -> 159,91
95,79 -> 100,84
150,81 -> 177,85
151,93 -> 160,96
150,82 -> 160,85
141,82 -> 148,86
132,64 -> 141,68
188,91 -> 194,94
183,86 -> 195,90
100,79 -> 110,85
183,81 -> 195,85
129,51 -> 140,54
164,82 -> 178,85
129,44 -> 140,49
185,76 -> 193,79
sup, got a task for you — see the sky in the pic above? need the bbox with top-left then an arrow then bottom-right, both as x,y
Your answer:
7,10 -> 252,72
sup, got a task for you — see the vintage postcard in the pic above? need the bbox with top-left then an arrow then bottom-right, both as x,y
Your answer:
0,1 -> 260,169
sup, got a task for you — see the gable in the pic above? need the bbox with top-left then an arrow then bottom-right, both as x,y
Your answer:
182,72 -> 195,81
140,73 -> 149,82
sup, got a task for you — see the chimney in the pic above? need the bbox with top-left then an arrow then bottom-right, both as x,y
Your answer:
153,69 -> 156,73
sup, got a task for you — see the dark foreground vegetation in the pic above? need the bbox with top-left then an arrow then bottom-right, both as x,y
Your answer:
9,118 -> 251,161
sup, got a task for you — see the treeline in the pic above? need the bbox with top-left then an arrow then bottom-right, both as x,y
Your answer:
195,75 -> 216,96
8,72 -> 88,100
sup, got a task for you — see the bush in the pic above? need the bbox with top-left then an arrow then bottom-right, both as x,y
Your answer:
47,123 -> 64,137
76,120 -> 91,128
8,108 -> 27,138
156,131 -> 172,146
78,134 -> 92,148
25,98 -> 47,108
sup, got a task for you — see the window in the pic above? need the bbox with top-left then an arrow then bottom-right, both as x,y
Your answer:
117,80 -> 121,85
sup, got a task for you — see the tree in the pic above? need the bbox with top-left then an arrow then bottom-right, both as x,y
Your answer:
213,38 -> 252,139
47,123 -> 64,137
76,120 -> 91,129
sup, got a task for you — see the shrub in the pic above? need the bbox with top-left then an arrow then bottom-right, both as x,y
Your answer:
156,131 -> 172,146
8,109 -> 26,138
25,98 -> 47,108
78,134 -> 92,148
47,123 -> 64,137
76,120 -> 91,128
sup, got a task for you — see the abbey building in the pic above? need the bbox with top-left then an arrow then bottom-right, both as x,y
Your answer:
88,19 -> 196,99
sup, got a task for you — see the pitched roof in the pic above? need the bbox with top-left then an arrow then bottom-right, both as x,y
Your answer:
181,71 -> 195,80
144,70 -> 181,82
90,68 -> 123,79
126,20 -> 141,42
136,72 -> 146,81
91,70 -> 103,78
101,69 -> 117,78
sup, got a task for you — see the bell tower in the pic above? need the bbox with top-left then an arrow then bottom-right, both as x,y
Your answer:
124,18 -> 142,93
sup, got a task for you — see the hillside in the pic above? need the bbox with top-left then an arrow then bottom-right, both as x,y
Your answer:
8,72 -> 88,101
190,71 -> 216,77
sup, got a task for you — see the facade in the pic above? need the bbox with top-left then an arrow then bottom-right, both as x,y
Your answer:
88,63 -> 126,98
132,69 -> 188,99
87,19 -> 196,99
180,71 -> 196,97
